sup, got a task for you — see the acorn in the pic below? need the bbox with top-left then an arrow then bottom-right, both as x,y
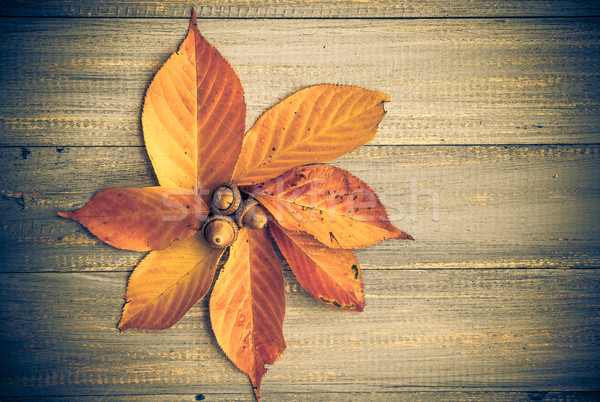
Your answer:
202,215 -> 238,248
235,199 -> 268,229
211,184 -> 241,216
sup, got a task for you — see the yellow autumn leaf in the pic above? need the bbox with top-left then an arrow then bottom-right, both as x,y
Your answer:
118,232 -> 224,331
142,11 -> 246,201
233,84 -> 389,185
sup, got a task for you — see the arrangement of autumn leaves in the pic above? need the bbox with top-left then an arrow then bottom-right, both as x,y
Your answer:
59,10 -> 412,400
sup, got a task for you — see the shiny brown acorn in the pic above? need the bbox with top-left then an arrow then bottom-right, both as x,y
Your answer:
202,215 -> 238,248
235,199 -> 268,229
211,184 -> 241,216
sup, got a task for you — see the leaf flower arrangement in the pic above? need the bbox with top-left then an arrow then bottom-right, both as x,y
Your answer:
59,10 -> 412,400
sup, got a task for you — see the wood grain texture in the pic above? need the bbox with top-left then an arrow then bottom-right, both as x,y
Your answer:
1,270 -> 598,398
1,18 -> 599,146
21,392 -> 600,401
1,145 -> 598,272
1,0 -> 599,18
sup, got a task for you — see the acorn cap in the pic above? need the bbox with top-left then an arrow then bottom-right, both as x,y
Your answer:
235,199 -> 268,229
202,215 -> 238,248
211,184 -> 241,216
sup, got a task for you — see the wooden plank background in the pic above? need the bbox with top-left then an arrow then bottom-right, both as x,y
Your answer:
2,18 -> 600,146
1,1 -> 599,400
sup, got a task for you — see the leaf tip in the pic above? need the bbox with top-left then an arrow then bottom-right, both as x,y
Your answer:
395,229 -> 414,241
57,211 -> 71,219
389,223 -> 413,241
190,8 -> 197,29
380,92 -> 391,102
393,230 -> 414,241
116,318 -> 128,332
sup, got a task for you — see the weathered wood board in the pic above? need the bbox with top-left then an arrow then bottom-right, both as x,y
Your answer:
1,18 -> 599,146
2,0 -> 599,18
1,270 -> 599,399
1,145 -> 599,272
16,392 -> 599,401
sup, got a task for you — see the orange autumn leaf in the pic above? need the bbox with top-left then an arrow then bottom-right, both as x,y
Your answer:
232,84 -> 389,185
247,164 -> 413,249
142,10 -> 246,201
58,187 -> 208,251
210,227 -> 286,399
270,222 -> 365,311
119,232 -> 224,331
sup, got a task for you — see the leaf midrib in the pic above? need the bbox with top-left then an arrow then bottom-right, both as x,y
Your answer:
241,101 -> 384,178
279,225 -> 352,292
121,249 -> 221,329
256,193 -> 379,226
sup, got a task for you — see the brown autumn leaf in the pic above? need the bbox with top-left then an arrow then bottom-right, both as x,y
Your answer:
270,222 -> 365,311
210,227 -> 286,400
232,84 -> 389,186
143,10 -> 246,201
58,187 -> 208,251
119,232 -> 224,331
246,164 -> 413,249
